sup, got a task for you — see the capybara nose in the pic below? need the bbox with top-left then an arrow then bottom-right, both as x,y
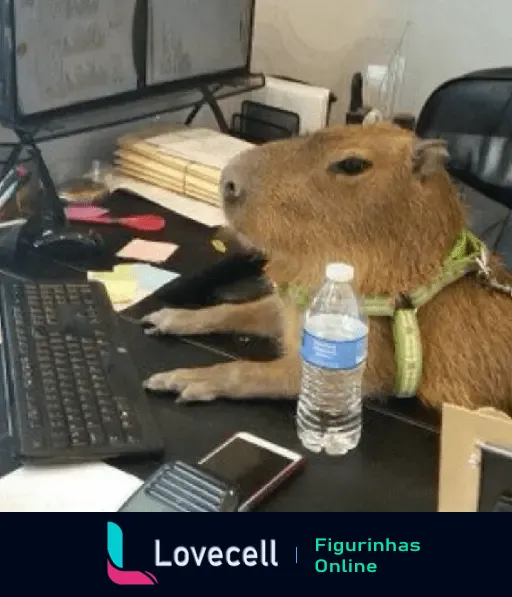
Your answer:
223,179 -> 239,199
221,174 -> 244,204
221,146 -> 257,205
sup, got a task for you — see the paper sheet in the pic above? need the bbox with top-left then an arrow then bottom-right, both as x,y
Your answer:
131,263 -> 180,293
0,462 -> 143,512
116,239 -> 178,263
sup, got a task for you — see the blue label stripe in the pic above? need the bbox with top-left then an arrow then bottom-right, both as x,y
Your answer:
301,334 -> 367,346
301,330 -> 367,370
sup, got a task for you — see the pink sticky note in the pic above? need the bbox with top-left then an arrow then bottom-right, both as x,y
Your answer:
65,205 -> 109,219
116,239 -> 179,263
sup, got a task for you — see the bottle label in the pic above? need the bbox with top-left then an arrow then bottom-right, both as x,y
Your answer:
301,330 -> 367,370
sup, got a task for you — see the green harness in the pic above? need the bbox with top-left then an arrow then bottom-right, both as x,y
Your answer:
276,229 -> 486,398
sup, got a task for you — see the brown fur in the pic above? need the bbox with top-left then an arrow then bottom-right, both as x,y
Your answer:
142,122 -> 512,414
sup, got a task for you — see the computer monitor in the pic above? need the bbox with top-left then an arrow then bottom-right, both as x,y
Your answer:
0,0 -> 255,124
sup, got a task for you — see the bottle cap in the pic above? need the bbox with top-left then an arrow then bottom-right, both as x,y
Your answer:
326,262 -> 354,282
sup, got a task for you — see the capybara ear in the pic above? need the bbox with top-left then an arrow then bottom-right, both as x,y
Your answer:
412,138 -> 449,179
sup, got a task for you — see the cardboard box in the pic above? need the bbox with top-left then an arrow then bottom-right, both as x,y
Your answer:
438,404 -> 512,511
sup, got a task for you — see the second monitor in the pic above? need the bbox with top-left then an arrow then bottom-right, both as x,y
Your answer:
0,0 -> 255,122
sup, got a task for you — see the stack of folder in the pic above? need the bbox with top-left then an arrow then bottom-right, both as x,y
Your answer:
113,124 -> 253,207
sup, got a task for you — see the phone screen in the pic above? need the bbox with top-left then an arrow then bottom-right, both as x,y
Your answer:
200,437 -> 296,504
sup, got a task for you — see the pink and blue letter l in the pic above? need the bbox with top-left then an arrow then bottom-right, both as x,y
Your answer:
107,522 -> 157,585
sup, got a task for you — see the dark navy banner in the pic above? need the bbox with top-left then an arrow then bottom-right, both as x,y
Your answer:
0,515 -> 505,591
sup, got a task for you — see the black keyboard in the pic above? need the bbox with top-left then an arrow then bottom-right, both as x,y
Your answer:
0,277 -> 164,463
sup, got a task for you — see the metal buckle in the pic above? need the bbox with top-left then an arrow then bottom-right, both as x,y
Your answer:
475,245 -> 512,298
475,245 -> 491,281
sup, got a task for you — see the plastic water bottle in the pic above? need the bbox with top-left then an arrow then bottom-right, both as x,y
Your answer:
296,263 -> 368,456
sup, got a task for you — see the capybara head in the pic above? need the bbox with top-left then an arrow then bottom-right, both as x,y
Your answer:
220,123 -> 466,294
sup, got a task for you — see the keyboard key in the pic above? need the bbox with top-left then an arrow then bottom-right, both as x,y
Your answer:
71,430 -> 88,447
88,430 -> 106,446
51,432 -> 69,448
84,412 -> 101,426
29,430 -> 47,449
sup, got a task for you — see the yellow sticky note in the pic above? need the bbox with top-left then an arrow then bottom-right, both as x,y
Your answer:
88,265 -> 138,306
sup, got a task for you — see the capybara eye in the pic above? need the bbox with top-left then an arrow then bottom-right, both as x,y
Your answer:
328,157 -> 373,176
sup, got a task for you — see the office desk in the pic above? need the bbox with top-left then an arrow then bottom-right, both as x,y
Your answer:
0,189 -> 441,511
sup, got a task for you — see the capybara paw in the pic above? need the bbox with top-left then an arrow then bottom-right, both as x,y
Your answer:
140,308 -> 195,336
143,368 -> 220,403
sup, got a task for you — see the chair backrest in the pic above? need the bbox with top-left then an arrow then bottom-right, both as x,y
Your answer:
416,68 -> 512,210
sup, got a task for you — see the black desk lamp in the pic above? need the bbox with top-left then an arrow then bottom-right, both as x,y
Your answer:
1,138 -> 104,262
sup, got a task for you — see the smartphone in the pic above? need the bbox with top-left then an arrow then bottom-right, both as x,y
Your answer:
198,431 -> 306,511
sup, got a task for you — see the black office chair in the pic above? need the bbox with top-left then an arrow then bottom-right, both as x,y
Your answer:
415,67 -> 512,270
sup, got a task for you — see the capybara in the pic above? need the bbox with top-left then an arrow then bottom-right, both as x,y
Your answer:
142,122 -> 512,414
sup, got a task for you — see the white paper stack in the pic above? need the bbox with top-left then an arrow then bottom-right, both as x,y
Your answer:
113,124 -> 253,207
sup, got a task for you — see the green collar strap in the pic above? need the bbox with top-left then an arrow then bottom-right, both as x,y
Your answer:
276,228 -> 485,398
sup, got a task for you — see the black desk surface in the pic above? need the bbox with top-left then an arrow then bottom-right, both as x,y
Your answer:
0,190 -> 441,511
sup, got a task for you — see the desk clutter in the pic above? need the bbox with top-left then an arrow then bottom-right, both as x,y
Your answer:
235,75 -> 336,136
65,205 -> 166,232
230,100 -> 301,144
113,125 -> 253,207
67,203 -> 182,309
88,262 -> 179,310
58,160 -> 111,205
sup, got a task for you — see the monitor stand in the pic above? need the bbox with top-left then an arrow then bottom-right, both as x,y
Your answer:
0,134 -> 104,262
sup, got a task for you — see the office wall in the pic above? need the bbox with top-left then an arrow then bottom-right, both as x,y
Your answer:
251,0 -> 512,120
405,0 -> 512,114
250,0 -> 409,123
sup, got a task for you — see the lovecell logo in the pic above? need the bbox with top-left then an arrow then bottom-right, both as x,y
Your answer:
107,522 -> 158,585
